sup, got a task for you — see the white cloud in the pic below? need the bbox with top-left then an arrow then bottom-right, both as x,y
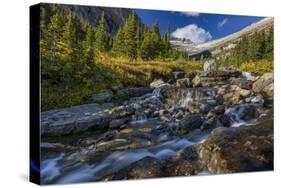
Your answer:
217,18 -> 228,29
171,24 -> 212,44
181,11 -> 200,17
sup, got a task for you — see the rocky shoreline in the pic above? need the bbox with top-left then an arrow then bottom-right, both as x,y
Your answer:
40,60 -> 274,184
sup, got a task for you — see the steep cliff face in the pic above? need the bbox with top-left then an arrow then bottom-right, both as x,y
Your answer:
61,4 -> 144,34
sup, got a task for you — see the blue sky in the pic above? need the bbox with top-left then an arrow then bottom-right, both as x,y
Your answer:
136,9 -> 265,43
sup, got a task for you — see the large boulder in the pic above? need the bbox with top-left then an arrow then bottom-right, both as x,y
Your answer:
196,110 -> 273,173
203,59 -> 217,72
179,114 -> 205,134
41,103 -> 115,136
127,157 -> 164,179
252,73 -> 274,97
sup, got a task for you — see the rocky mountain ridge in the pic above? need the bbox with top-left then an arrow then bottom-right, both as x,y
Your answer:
171,17 -> 274,59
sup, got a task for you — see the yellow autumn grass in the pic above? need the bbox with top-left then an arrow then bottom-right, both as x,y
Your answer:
239,59 -> 274,73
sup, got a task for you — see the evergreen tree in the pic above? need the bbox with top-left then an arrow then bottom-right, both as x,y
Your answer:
123,11 -> 138,59
140,28 -> 154,60
151,21 -> 162,56
62,14 -> 80,63
95,12 -> 108,53
265,27 -> 274,60
162,23 -> 171,57
112,27 -> 125,56
83,25 -> 95,64
41,12 -> 64,64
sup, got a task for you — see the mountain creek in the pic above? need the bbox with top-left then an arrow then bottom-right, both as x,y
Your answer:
40,61 -> 273,184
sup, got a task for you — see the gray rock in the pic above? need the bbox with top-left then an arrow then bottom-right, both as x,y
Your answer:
176,78 -> 192,88
41,104 -> 115,136
150,79 -> 165,89
92,92 -> 114,103
179,114 -> 205,134
230,78 -> 253,89
251,94 -> 264,104
116,87 -> 152,99
203,59 -> 217,72
252,73 -> 274,96
199,99 -> 218,113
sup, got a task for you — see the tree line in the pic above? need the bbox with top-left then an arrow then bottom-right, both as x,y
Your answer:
221,26 -> 273,67
40,5 -> 187,88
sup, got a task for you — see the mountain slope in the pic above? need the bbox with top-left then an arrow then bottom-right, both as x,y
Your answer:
61,4 -> 144,34
171,17 -> 274,59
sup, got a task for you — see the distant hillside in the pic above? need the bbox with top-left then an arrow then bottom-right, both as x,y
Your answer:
46,3 -> 144,35
171,17 -> 274,59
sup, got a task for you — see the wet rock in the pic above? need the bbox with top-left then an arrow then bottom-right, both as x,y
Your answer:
109,117 -> 131,129
263,96 -> 273,108
130,131 -> 152,141
226,104 -> 261,121
174,110 -> 184,119
97,130 -> 120,142
199,99 -> 218,113
209,105 -> 225,116
203,59 -> 217,72
196,110 -> 273,173
230,78 -> 253,90
110,105 -> 135,119
95,138 -> 130,152
251,94 -> 264,104
176,78 -> 192,88
41,103 -> 115,136
116,87 -> 152,99
188,103 -> 200,114
216,114 -> 232,127
92,92 -> 114,103
127,157 -> 164,179
41,142 -> 76,152
157,84 -> 177,101
179,114 -> 205,134
252,73 -> 274,96
173,71 -> 186,80
150,79 -> 165,89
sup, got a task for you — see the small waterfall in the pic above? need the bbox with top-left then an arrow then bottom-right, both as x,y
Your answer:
179,91 -> 193,108
225,105 -> 258,127
242,72 -> 256,81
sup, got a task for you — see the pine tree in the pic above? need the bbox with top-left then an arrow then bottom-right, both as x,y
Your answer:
83,25 -> 95,64
95,12 -> 108,53
123,11 -> 138,59
112,27 -> 125,56
162,23 -> 171,57
140,28 -> 154,60
265,27 -> 273,60
62,14 -> 80,63
151,21 -> 162,56
41,12 -> 64,64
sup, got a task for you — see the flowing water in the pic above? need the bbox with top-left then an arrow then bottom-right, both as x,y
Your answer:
40,88 -> 265,184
